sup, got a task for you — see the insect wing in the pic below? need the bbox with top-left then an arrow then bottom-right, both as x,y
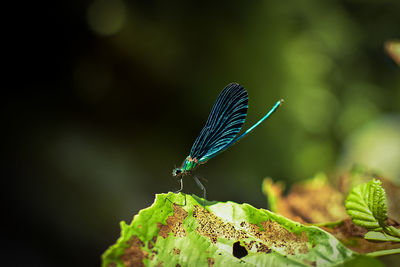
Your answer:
189,83 -> 248,162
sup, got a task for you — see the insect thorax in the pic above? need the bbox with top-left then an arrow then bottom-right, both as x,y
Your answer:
182,156 -> 199,172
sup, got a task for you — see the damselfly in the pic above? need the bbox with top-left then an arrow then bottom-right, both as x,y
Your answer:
172,83 -> 283,201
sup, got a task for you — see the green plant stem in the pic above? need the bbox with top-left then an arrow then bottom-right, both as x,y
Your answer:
313,220 -> 344,228
366,248 -> 400,257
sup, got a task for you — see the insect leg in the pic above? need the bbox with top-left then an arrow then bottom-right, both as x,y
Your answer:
193,176 -> 207,205
167,178 -> 186,206
174,178 -> 184,194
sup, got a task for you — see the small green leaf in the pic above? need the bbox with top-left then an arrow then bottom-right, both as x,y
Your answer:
364,231 -> 400,242
384,226 -> 400,238
345,179 -> 387,230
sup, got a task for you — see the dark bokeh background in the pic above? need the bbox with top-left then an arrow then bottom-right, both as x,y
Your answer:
4,0 -> 400,266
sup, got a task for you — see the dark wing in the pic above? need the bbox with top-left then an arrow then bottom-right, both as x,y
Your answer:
189,83 -> 248,162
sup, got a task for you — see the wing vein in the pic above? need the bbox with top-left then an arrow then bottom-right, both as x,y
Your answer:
189,83 -> 248,162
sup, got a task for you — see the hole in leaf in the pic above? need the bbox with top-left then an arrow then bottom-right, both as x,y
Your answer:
232,241 -> 248,259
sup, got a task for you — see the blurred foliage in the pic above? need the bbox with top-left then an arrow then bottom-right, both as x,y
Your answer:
263,169 -> 400,260
5,0 -> 400,266
338,116 -> 400,183
385,40 -> 400,66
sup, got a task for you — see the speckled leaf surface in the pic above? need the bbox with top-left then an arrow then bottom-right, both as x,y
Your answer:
102,193 -> 357,267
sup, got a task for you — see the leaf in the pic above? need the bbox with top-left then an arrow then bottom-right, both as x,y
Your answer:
339,165 -> 400,223
102,193 -> 360,267
321,218 -> 400,254
345,179 -> 387,230
385,226 -> 400,238
364,231 -> 400,242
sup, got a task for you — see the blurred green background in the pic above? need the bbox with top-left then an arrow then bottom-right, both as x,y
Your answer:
4,0 -> 400,266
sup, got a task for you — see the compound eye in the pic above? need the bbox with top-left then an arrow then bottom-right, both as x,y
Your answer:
172,168 -> 182,176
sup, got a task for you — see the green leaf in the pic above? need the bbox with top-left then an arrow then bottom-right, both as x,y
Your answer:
364,231 -> 400,242
345,179 -> 387,230
103,193 -> 358,267
384,226 -> 400,238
